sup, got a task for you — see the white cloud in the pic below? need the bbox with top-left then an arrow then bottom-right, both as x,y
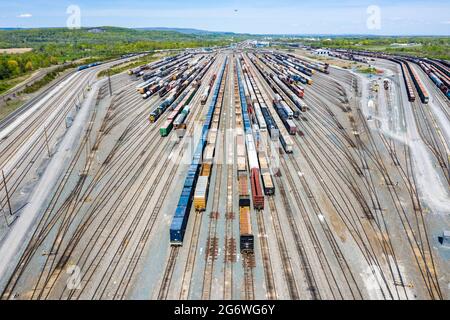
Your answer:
17,13 -> 32,18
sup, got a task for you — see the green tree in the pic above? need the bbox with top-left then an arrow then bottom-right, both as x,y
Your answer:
25,60 -> 33,71
7,60 -> 19,76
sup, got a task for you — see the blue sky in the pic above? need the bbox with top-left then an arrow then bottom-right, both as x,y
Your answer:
1,0 -> 449,35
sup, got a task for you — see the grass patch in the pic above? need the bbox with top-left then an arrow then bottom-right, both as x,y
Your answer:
0,73 -> 33,94
22,64 -> 75,94
357,66 -> 378,74
0,98 -> 25,121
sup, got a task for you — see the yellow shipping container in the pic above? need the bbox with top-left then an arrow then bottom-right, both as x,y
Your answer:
201,162 -> 212,177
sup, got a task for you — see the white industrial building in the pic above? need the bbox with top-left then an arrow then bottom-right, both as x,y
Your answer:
314,49 -> 330,56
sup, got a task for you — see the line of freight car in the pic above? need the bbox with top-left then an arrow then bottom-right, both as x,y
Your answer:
286,53 -> 329,74
200,86 -> 211,105
140,54 -> 192,79
241,66 -> 268,131
142,84 -> 161,99
171,60 -> 217,136
254,55 -> 307,112
267,53 -> 313,85
193,73 -> 226,210
272,73 -> 304,99
174,105 -> 191,129
272,100 -> 297,135
237,58 -> 265,210
129,53 -> 181,75
200,73 -> 218,105
77,62 -> 102,71
160,62 -> 205,99
149,89 -> 177,123
283,59 -> 314,80
169,143 -> 202,245
160,87 -> 197,137
405,62 -> 429,104
393,59 -> 416,102
262,56 -> 308,93
258,151 -> 275,195
248,57 -> 294,154
428,59 -> 450,78
429,64 -> 450,88
170,58 -> 228,246
419,61 -> 450,99
271,72 -> 307,112
273,93 -> 299,118
246,56 -> 299,146
237,113 -> 254,252
142,63 -> 181,81
137,77 -> 161,95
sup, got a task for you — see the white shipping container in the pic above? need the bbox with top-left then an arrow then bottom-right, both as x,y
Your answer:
204,144 -> 215,162
194,176 -> 209,198
246,133 -> 259,170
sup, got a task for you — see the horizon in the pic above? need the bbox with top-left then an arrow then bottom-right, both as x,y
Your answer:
1,25 -> 450,37
1,0 -> 450,36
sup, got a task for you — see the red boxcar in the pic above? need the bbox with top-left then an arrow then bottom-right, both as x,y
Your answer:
251,168 -> 264,210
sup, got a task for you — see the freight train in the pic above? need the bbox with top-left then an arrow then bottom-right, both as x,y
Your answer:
170,58 -> 228,246
405,62 -> 429,104
78,62 -> 102,71
419,61 -> 450,99
237,60 -> 265,210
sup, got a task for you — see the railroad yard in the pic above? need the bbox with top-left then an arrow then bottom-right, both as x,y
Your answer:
0,44 -> 449,300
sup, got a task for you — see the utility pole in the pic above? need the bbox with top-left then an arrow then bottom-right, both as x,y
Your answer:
107,68 -> 112,97
44,126 -> 51,157
2,169 -> 12,216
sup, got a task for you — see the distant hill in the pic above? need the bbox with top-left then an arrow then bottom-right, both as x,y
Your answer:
136,27 -> 244,36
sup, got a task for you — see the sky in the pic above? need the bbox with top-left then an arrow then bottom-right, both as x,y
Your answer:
1,0 -> 449,35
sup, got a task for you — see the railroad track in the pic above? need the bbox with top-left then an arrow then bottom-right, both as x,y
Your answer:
67,68 -> 219,300
352,87 -> 443,299
0,69 -> 127,222
301,85 -> 402,299
254,209 -> 277,299
265,194 -> 299,299
157,247 -> 180,299
176,62 -> 225,300
242,253 -> 255,300
223,58 -> 236,300
246,54 -> 358,299
152,57 -> 224,301
1,63 -> 211,299
201,59 -> 229,300
312,69 -> 442,299
28,82 -> 161,299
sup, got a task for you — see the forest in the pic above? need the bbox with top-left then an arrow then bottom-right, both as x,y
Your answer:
0,27 -> 237,92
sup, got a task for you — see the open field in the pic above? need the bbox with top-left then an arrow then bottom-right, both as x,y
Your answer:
0,48 -> 33,54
